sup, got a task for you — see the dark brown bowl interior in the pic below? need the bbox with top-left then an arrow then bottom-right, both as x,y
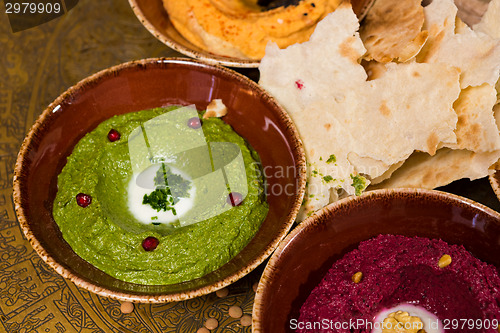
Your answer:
253,189 -> 500,332
14,58 -> 305,302
128,0 -> 375,68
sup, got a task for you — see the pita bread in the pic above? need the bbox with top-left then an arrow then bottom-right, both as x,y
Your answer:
372,87 -> 500,190
495,104 -> 500,129
257,0 -> 500,220
492,104 -> 500,170
369,160 -> 405,185
360,0 -> 428,62
362,60 -> 387,81
371,148 -> 500,190
445,83 -> 500,152
370,0 -> 500,190
474,0 -> 500,106
259,4 -> 460,220
473,0 -> 500,38
496,79 -> 500,105
417,0 -> 500,89
455,17 -> 470,34
454,0 -> 490,26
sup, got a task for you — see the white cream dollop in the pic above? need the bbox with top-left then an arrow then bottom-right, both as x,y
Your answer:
127,164 -> 195,225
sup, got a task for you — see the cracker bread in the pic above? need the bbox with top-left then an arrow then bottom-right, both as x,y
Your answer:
360,0 -> 428,62
473,0 -> 500,38
371,148 -> 500,190
418,0 -> 500,89
260,4 -> 461,220
446,84 -> 500,153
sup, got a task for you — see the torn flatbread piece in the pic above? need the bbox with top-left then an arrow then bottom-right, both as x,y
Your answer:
417,0 -> 500,89
473,0 -> 500,39
360,0 -> 428,62
362,60 -> 387,81
371,148 -> 500,190
445,84 -> 500,153
474,0 -> 500,106
259,4 -> 460,220
380,0 -> 500,190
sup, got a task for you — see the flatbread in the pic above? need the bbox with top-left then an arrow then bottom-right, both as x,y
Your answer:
369,0 -> 500,190
360,0 -> 428,62
495,104 -> 500,131
496,78 -> 500,105
362,60 -> 387,81
369,160 -> 405,185
445,83 -> 500,153
259,4 -> 460,220
454,0 -> 490,26
474,0 -> 500,106
417,0 -> 500,89
257,0 -> 500,220
473,0 -> 500,38
371,148 -> 500,190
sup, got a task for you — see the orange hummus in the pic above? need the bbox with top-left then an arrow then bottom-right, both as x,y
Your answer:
163,0 -> 342,59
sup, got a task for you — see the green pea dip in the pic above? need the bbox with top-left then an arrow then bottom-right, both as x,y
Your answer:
53,106 -> 269,285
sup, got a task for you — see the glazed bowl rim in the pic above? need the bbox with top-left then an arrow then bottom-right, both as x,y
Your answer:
12,57 -> 307,303
128,0 -> 260,68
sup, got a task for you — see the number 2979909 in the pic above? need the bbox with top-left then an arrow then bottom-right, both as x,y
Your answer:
5,1 -> 62,14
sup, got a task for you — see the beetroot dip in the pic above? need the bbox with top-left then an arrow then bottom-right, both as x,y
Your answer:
297,235 -> 500,332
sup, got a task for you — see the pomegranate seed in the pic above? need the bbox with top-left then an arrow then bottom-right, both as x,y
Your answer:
142,236 -> 159,251
295,79 -> 304,90
76,193 -> 92,207
187,117 -> 202,129
107,129 -> 121,142
227,192 -> 243,206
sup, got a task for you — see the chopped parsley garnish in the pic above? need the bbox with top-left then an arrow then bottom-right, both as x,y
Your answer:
350,174 -> 367,196
142,164 -> 191,214
323,175 -> 333,183
326,154 -> 336,164
143,188 -> 177,214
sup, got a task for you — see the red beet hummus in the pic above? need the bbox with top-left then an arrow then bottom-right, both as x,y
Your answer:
297,234 -> 500,332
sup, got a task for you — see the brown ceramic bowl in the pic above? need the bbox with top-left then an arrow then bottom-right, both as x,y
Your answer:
253,188 -> 500,332
13,58 -> 306,303
128,0 -> 375,68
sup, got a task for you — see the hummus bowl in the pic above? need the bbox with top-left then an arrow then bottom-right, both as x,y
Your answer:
128,0 -> 375,68
253,189 -> 500,332
13,58 -> 306,302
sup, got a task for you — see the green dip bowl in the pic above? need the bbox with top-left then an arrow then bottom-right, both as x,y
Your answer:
13,58 -> 306,303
